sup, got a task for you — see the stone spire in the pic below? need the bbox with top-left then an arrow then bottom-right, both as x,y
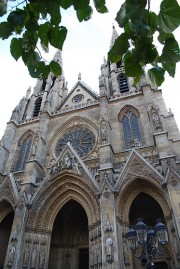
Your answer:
110,25 -> 119,49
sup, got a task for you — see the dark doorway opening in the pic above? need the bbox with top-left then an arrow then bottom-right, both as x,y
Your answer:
0,210 -> 14,268
79,248 -> 89,269
49,200 -> 89,269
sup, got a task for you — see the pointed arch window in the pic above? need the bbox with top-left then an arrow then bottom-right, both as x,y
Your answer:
33,97 -> 42,117
15,136 -> 32,171
122,111 -> 142,149
117,73 -> 129,93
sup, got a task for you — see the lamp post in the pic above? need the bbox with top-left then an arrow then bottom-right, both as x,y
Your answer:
126,219 -> 168,269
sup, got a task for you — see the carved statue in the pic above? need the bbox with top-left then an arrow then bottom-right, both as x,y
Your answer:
24,192 -> 32,208
72,157 -> 80,173
7,244 -> 16,265
105,237 -> 113,263
101,123 -> 107,144
90,243 -> 95,267
123,242 -> 130,265
62,154 -> 72,169
23,245 -> 30,266
39,248 -> 45,269
30,246 -> 38,268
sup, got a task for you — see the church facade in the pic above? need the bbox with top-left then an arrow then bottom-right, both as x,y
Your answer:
0,29 -> 180,269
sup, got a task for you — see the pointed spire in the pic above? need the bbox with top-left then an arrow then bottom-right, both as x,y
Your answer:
110,25 -> 119,49
52,50 -> 63,72
78,72 -> 81,80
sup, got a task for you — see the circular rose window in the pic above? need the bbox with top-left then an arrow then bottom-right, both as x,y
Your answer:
55,127 -> 95,158
72,94 -> 84,103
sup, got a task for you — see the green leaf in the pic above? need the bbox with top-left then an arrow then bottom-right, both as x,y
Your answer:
39,22 -> 53,50
59,0 -> 73,9
10,38 -> 22,61
158,32 -> 174,45
93,0 -> 108,13
22,50 -> 40,66
144,11 -> 158,35
144,43 -> 158,64
7,8 -> 28,28
49,60 -> 62,76
161,38 -> 180,76
108,33 -> 130,63
28,61 -> 50,79
158,0 -> 180,33
123,50 -> 144,78
48,26 -> 67,50
148,67 -> 165,87
76,5 -> 93,22
126,0 -> 147,20
22,31 -> 38,51
0,22 -> 13,39
116,3 -> 128,28
130,21 -> 151,38
0,0 -> 7,16
46,1 -> 61,26
73,0 -> 89,11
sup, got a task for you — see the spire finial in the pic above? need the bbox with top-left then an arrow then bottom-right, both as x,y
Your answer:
78,73 -> 81,80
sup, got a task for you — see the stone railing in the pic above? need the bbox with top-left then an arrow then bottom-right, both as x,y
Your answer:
109,88 -> 142,101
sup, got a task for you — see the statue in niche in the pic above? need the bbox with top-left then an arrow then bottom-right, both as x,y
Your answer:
123,241 -> 130,265
30,137 -> 38,159
150,106 -> 162,131
97,241 -> 102,265
62,154 -> 72,169
39,248 -> 45,269
30,246 -> 38,268
101,122 -> 107,144
23,245 -> 30,267
72,157 -> 80,173
105,237 -> 113,263
90,243 -> 95,267
7,244 -> 16,265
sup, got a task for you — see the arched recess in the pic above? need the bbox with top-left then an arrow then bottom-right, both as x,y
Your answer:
0,199 -> 14,268
27,174 -> 100,231
116,177 -> 171,226
49,200 -> 89,269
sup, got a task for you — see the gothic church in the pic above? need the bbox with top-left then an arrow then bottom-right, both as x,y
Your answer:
0,27 -> 180,269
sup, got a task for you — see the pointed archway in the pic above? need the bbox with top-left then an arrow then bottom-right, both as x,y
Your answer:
49,200 -> 89,269
0,200 -> 14,269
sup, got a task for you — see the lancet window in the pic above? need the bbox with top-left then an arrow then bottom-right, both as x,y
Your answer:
15,136 -> 32,171
33,97 -> 42,117
121,108 -> 142,149
117,73 -> 129,93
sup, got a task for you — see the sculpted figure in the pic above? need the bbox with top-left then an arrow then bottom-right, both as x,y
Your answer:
30,247 -> 37,268
23,245 -> 30,266
8,244 -> 16,265
105,237 -> 113,262
39,248 -> 45,269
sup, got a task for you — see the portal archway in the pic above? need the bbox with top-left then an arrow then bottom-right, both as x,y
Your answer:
0,200 -> 14,268
49,200 -> 89,269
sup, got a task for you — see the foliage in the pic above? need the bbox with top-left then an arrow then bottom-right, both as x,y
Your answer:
109,0 -> 180,86
0,0 -> 180,86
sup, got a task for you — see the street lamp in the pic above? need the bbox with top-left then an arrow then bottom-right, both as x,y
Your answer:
126,219 -> 168,269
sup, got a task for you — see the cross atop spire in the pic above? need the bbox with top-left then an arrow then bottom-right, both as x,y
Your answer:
110,25 -> 119,49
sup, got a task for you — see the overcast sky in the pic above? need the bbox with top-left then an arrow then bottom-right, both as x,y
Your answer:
0,1 -> 180,139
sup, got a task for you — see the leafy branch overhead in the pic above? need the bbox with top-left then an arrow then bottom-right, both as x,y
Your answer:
109,0 -> 180,86
0,0 -> 180,87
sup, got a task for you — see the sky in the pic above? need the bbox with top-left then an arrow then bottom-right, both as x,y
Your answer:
0,1 -> 180,139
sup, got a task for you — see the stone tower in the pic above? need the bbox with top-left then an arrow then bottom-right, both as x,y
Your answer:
0,29 -> 180,269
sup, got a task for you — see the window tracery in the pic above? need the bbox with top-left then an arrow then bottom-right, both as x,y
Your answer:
33,97 -> 42,117
15,135 -> 33,171
55,127 -> 95,158
122,111 -> 142,149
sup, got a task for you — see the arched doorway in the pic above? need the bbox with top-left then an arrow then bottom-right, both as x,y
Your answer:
0,201 -> 14,269
129,192 -> 169,269
49,200 -> 89,269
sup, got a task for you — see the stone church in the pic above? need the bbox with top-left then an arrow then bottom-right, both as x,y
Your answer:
0,27 -> 180,269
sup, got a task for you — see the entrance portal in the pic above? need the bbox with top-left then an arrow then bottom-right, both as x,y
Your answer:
0,209 -> 14,269
49,200 -> 89,269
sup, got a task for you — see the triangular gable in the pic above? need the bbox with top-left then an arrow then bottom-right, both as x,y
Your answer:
164,166 -> 180,188
58,80 -> 98,110
0,173 -> 19,206
47,142 -> 99,190
114,150 -> 164,191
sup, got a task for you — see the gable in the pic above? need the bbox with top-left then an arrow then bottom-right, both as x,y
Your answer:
59,81 -> 98,110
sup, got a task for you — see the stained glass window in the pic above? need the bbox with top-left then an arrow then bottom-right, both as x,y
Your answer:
55,127 -> 95,158
15,136 -> 32,171
122,112 -> 142,149
72,94 -> 84,103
